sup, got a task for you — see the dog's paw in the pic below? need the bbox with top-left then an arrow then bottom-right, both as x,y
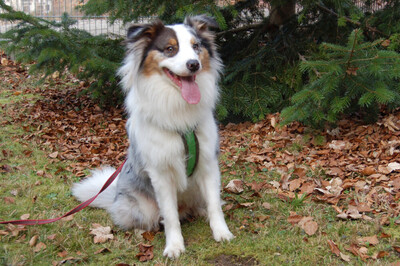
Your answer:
213,228 -> 235,242
163,240 -> 185,258
210,220 -> 235,242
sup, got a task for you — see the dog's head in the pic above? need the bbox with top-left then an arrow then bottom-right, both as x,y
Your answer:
120,15 -> 221,105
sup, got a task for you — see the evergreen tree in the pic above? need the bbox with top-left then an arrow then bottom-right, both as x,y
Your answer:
217,0 -> 363,121
281,29 -> 400,127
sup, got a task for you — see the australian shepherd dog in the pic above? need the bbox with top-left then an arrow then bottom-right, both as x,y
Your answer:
72,15 -> 234,258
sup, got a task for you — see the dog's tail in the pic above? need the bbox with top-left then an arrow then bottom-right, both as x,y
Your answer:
72,167 -> 118,210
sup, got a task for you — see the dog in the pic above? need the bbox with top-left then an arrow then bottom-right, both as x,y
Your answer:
72,15 -> 234,258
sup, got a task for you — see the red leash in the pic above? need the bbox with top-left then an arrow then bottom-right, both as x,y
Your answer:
0,160 -> 126,225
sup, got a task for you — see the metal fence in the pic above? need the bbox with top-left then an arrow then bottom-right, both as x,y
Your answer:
0,0 -> 388,36
0,0 -> 126,36
353,0 -> 387,13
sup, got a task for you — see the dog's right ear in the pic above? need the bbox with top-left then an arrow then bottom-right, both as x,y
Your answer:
184,15 -> 219,34
127,20 -> 165,42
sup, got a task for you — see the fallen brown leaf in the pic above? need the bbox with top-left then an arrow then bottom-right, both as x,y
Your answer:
336,212 -> 349,219
388,162 -> 400,172
1,57 -> 9,65
392,177 -> 400,190
89,224 -> 114,244
269,180 -> 280,189
94,247 -> 111,254
289,178 -> 302,192
47,234 -> 57,240
381,39 -> 391,47
142,231 -> 155,242
48,151 -> 59,159
246,181 -> 266,193
302,220 -> 318,236
380,232 -> 391,238
36,170 -> 45,176
57,250 -> 68,258
136,243 -> 154,262
20,213 -> 30,220
358,235 -> 379,246
347,206 -> 362,219
239,202 -> 255,208
327,240 -> 340,256
327,240 -> 351,262
33,242 -> 46,252
356,202 -> 372,213
359,246 -> 368,256
258,215 -> 269,222
393,246 -> 400,253
375,250 -> 389,259
339,252 -> 351,262
299,182 -> 315,195
0,164 -> 13,173
29,235 -> 38,247
287,212 -> 303,225
262,202 -> 271,210
224,179 -> 244,194
362,166 -> 376,175
6,224 -> 26,237
54,257 -> 83,265
3,197 -> 15,204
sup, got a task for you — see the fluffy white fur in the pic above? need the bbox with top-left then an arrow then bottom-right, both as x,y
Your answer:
72,16 -> 234,259
72,167 -> 118,209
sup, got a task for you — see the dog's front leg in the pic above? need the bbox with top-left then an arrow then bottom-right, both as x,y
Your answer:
197,162 -> 234,242
148,169 -> 185,258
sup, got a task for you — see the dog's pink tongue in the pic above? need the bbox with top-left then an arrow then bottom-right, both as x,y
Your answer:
180,76 -> 200,104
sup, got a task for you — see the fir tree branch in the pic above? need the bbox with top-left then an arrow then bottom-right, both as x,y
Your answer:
348,75 -> 375,94
299,54 -> 320,77
316,3 -> 388,37
344,29 -> 359,78
0,0 -> 12,12
216,22 -> 263,36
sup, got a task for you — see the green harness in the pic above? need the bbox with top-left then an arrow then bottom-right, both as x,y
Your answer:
181,130 -> 199,177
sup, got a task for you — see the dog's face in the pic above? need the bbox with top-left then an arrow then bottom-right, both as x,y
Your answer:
125,16 -> 219,104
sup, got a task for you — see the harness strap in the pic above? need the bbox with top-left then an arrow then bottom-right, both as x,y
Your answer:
181,130 -> 199,177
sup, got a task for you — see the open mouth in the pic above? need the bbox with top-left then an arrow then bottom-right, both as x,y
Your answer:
163,68 -> 201,105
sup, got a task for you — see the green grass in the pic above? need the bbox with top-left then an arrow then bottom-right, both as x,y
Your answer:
1,73 -> 400,265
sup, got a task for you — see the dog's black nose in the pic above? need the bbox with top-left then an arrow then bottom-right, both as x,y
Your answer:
186,60 -> 200,72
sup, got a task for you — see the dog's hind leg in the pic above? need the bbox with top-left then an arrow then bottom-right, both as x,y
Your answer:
108,192 -> 160,231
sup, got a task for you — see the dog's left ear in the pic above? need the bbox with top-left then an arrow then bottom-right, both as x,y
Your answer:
184,15 -> 219,33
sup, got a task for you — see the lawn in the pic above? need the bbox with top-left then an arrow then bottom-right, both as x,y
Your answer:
1,60 -> 400,265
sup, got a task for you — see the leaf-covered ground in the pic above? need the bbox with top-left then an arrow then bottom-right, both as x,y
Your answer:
1,54 -> 400,265
220,110 -> 400,224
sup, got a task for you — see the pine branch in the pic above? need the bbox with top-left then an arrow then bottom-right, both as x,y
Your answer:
283,28 -> 400,128
316,3 -> 388,37
344,29 -> 360,78
299,54 -> 320,77
216,22 -> 263,36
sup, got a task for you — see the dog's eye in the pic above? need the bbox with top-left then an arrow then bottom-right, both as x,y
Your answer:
164,45 -> 177,56
192,43 -> 200,51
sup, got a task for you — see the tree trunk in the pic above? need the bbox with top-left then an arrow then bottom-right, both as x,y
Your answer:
269,0 -> 296,27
